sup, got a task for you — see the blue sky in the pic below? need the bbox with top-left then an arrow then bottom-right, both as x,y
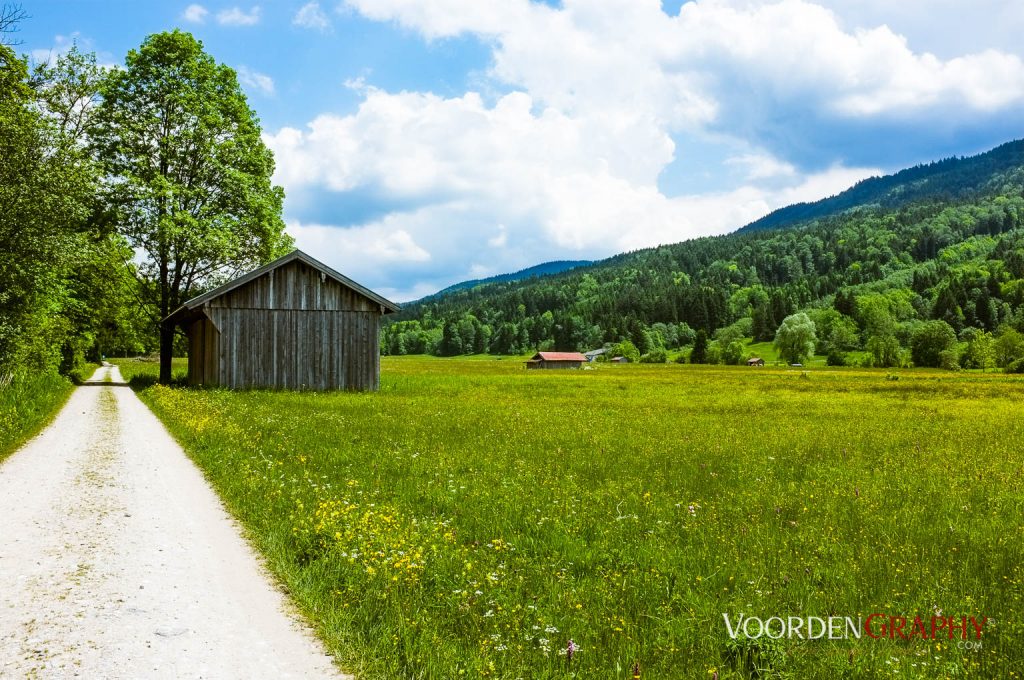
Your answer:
17,0 -> 1024,301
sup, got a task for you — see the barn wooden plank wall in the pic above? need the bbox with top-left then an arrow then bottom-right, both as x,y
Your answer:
186,318 -> 220,384
211,260 -> 377,312
185,260 -> 383,390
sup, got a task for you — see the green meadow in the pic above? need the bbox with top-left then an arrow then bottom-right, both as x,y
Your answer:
115,357 -> 1024,678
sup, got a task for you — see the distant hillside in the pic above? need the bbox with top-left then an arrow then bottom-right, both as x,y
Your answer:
428,260 -> 592,298
739,139 -> 1024,233
384,138 -> 1024,369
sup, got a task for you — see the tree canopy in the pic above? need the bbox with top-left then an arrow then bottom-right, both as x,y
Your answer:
0,26 -> 293,385
92,30 -> 291,382
774,313 -> 817,365
0,41 -> 97,379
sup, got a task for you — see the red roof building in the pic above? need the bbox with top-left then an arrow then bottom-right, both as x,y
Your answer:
524,351 -> 587,369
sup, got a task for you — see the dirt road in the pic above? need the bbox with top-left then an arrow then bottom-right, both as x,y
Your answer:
0,366 -> 344,678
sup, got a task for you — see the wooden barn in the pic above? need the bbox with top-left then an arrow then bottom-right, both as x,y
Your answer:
525,351 -> 587,369
747,357 -> 765,366
163,250 -> 400,390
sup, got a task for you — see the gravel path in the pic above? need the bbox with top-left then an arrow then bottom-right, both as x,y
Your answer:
0,366 -> 345,679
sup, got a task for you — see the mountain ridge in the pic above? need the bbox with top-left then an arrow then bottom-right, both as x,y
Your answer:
417,139 -> 1024,303
738,139 -> 1024,233
383,137 -> 1024,365
420,260 -> 593,301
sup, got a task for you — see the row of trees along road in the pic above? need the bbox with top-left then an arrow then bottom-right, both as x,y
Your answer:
0,13 -> 290,385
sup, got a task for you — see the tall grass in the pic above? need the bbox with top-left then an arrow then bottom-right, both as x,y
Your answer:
128,358 -> 1024,678
111,357 -> 188,386
0,372 -> 73,463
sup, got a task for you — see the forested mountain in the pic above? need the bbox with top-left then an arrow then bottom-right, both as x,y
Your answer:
383,139 -> 1024,370
428,260 -> 592,299
741,140 -> 1024,232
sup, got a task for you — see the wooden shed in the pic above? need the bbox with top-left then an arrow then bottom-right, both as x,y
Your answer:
747,357 -> 765,367
163,250 -> 400,390
525,351 -> 587,369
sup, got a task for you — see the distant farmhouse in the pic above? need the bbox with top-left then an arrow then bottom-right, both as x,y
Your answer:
163,250 -> 400,391
525,351 -> 587,369
747,357 -> 765,366
584,348 -> 607,362
609,356 -> 630,363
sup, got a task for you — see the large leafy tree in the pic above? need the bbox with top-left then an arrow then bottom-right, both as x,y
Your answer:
774,312 -> 817,365
92,30 -> 292,383
910,320 -> 956,368
33,45 -> 103,150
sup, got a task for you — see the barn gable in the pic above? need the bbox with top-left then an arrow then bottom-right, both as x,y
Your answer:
172,250 -> 399,315
210,260 -> 381,313
164,250 -> 399,391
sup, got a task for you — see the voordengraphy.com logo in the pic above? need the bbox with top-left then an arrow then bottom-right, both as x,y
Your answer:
723,613 -> 989,641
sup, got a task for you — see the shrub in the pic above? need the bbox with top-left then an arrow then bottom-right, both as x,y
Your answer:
939,348 -> 961,371
826,348 -> 847,366
994,327 -> 1024,368
866,334 -> 902,368
609,340 -> 640,363
1006,358 -> 1024,374
722,340 -> 746,365
704,342 -> 722,365
639,349 -> 667,363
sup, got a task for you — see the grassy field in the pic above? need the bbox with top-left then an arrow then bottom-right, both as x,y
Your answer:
0,373 -> 74,464
117,357 -> 1024,678
112,356 -> 188,384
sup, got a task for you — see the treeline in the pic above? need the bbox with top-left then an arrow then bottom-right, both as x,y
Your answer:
384,160 -> 1024,371
1,20 -> 288,386
1,38 -> 154,384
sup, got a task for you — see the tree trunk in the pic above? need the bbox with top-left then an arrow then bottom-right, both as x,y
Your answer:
159,322 -> 174,384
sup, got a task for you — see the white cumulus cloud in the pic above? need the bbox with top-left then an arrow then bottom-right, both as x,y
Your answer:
343,0 -> 1024,126
293,2 -> 331,31
217,5 -> 261,26
266,86 -> 881,295
236,66 -> 275,95
726,153 -> 798,181
272,0 -> 1024,295
182,3 -> 209,23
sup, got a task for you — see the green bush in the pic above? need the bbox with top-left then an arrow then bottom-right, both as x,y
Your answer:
639,348 -> 667,363
609,340 -> 641,363
826,348 -> 847,366
722,339 -> 746,365
1006,358 -> 1024,374
939,347 -> 962,371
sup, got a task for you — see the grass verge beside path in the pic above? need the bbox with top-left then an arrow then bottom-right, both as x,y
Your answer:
109,357 -> 187,386
125,357 -> 1024,678
0,373 -> 74,463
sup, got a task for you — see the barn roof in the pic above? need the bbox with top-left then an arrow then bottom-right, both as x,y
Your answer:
530,351 -> 588,361
163,249 -> 401,325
